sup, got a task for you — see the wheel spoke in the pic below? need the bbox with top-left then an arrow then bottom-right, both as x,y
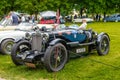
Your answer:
15,44 -> 30,57
101,37 -> 109,53
50,45 -> 66,69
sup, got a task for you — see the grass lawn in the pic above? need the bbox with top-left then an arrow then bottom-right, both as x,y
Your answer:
0,22 -> 120,80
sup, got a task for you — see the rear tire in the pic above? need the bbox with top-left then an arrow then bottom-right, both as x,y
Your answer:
11,40 -> 31,65
44,43 -> 68,72
0,39 -> 14,55
97,35 -> 110,55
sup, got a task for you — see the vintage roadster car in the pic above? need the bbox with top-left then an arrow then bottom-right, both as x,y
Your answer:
11,26 -> 110,72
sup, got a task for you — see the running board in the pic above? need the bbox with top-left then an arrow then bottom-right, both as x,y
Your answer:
67,41 -> 95,46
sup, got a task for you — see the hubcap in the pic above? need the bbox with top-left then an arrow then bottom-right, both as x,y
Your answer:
5,42 -> 13,54
101,38 -> 109,53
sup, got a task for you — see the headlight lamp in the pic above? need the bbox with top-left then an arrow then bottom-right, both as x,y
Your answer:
25,32 -> 31,39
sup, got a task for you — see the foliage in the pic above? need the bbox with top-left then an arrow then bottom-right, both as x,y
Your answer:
0,0 -> 119,16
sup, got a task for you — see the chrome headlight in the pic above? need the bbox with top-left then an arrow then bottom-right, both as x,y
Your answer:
25,32 -> 31,39
42,33 -> 49,41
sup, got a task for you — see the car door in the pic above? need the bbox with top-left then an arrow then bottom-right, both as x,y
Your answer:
109,16 -> 115,21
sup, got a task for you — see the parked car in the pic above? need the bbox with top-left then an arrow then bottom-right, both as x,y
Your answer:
103,14 -> 120,22
39,17 -> 65,24
15,22 -> 36,30
0,18 -> 17,31
11,26 -> 110,72
37,24 -> 65,31
0,22 -> 36,55
73,18 -> 94,23
0,30 -> 34,55
0,18 -> 36,31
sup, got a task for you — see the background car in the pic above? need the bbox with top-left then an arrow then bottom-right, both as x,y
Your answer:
73,17 -> 94,23
0,22 -> 36,55
39,16 -> 65,24
103,14 -> 120,22
0,18 -> 17,31
0,30 -> 34,55
37,24 -> 66,31
0,18 -> 36,31
15,22 -> 36,30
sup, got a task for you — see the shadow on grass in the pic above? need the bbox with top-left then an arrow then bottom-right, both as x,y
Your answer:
69,52 -> 97,60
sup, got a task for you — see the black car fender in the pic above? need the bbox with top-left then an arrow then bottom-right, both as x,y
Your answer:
14,37 -> 29,43
14,39 -> 31,48
14,37 -> 24,43
49,38 -> 67,47
14,38 -> 31,45
97,32 -> 110,43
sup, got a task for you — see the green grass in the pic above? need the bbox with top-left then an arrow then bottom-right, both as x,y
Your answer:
0,22 -> 120,80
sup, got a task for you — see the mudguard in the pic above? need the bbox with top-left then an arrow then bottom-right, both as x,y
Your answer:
14,37 -> 28,43
49,38 -> 67,46
97,32 -> 110,43
14,38 -> 31,47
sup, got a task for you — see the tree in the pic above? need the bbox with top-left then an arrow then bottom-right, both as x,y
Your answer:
0,0 -> 119,18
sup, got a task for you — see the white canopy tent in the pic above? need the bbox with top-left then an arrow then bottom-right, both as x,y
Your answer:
40,11 -> 56,17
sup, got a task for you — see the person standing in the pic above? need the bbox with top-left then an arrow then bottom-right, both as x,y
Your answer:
11,12 -> 19,25
31,14 -> 35,23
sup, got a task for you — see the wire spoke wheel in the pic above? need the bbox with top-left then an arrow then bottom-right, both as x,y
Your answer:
97,35 -> 110,55
51,46 -> 65,69
101,39 -> 108,53
11,40 -> 31,65
44,43 -> 68,72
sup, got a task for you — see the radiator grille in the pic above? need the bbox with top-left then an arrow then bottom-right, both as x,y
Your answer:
31,32 -> 42,51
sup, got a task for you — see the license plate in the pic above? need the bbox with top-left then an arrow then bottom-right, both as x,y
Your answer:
76,48 -> 86,53
25,63 -> 36,68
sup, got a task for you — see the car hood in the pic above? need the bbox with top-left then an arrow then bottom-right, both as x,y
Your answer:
37,24 -> 54,28
0,30 -> 29,43
0,30 -> 23,34
0,25 -> 17,31
15,26 -> 33,30
0,30 -> 26,37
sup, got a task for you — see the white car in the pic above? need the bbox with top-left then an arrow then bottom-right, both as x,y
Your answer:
73,18 -> 94,23
37,24 -> 66,31
0,30 -> 34,55
15,22 -> 36,30
0,18 -> 36,31
0,18 -> 17,31
0,22 -> 36,55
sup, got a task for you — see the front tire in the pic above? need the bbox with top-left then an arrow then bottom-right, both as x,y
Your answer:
97,35 -> 110,55
44,43 -> 68,72
0,39 -> 14,55
11,40 -> 31,65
